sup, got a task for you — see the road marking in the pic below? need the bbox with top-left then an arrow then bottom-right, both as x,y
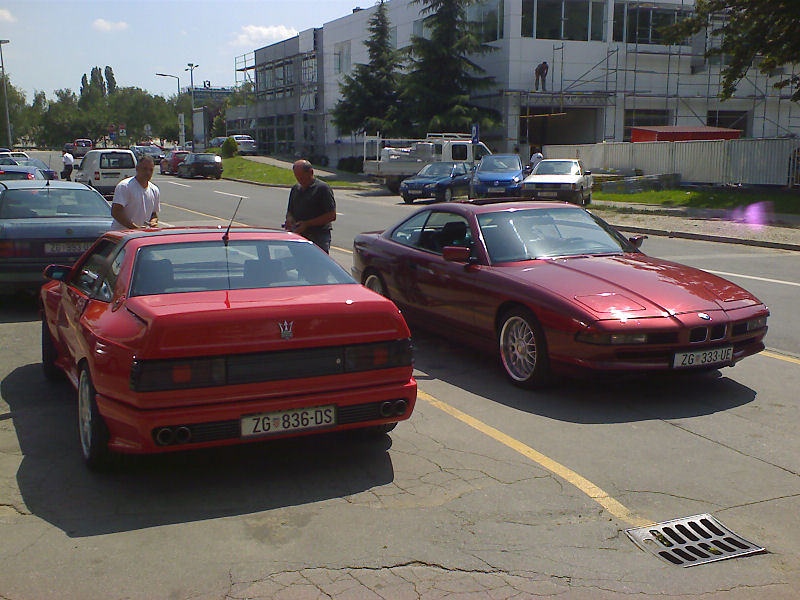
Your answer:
332,245 -> 352,254
214,190 -> 249,199
167,181 -> 191,188
336,212 -> 344,216
160,202 -> 248,226
762,350 -> 800,366
418,390 -> 651,527
706,269 -> 800,288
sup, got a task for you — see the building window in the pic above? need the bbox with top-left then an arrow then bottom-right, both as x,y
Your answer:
470,0 -> 504,42
707,110 -> 749,136
590,1 -> 605,41
334,40 -> 351,74
537,0 -> 562,40
522,0 -> 534,38
624,108 -> 669,141
613,2 -> 691,45
302,54 -> 317,83
389,26 -> 397,49
413,18 -> 431,40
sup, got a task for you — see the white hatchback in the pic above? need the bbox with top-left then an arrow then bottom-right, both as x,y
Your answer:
521,159 -> 593,205
74,149 -> 138,196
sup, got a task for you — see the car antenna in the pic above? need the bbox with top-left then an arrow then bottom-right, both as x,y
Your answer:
222,197 -> 243,247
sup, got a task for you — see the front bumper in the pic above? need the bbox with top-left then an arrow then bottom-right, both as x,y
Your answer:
471,182 -> 522,198
96,378 -> 417,454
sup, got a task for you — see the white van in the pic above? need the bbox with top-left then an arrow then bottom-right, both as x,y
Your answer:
74,149 -> 137,196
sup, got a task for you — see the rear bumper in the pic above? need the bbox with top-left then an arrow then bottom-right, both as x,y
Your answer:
96,378 -> 417,454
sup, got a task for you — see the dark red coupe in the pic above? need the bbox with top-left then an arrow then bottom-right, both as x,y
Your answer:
352,201 -> 769,387
41,228 -> 416,469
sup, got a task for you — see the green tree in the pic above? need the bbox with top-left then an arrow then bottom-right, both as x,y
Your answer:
401,0 -> 498,136
40,89 -> 81,147
105,66 -> 117,94
331,0 -> 404,136
664,0 -> 800,101
0,74 -> 29,145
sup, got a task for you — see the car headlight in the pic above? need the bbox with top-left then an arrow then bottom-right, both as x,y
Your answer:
746,316 -> 767,331
425,183 -> 436,190
512,176 -> 521,183
215,156 -> 222,162
576,332 -> 650,345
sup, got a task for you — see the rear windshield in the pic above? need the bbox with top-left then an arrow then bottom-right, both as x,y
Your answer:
75,140 -> 92,147
0,188 -> 112,219
233,136 -> 254,141
196,154 -> 217,162
0,171 -> 37,181
99,153 -> 135,169
130,239 -> 355,296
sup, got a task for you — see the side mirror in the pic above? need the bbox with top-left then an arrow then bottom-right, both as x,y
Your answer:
523,165 -> 533,175
585,170 -> 592,176
44,264 -> 73,281
442,246 -> 471,263
628,235 -> 647,249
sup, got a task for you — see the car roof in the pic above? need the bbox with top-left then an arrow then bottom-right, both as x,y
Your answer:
413,200 -> 582,216
0,165 -> 41,173
105,227 -> 298,248
86,148 -> 135,154
539,158 -> 578,162
0,179 -> 97,191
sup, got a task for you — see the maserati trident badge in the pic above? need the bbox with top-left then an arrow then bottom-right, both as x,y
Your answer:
279,320 -> 294,339
698,313 -> 711,321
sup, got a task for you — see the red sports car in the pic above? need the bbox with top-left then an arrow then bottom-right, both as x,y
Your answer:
352,201 -> 769,388
41,228 -> 416,469
159,150 -> 189,175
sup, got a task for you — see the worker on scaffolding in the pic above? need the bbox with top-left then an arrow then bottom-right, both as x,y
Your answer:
534,61 -> 549,91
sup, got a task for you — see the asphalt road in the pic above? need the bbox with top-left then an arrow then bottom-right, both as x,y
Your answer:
1,171 -> 799,599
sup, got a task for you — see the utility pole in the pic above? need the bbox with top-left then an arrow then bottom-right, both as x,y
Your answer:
186,63 -> 198,110
156,72 -> 184,147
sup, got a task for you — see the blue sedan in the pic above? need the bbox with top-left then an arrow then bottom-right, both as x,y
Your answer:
469,154 -> 526,199
0,180 -> 112,294
400,161 -> 472,204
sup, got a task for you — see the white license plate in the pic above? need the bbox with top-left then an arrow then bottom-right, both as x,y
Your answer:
241,405 -> 336,437
537,191 -> 559,197
45,241 -> 93,255
673,346 -> 733,369
488,187 -> 505,193
101,172 -> 120,177
408,189 -> 422,195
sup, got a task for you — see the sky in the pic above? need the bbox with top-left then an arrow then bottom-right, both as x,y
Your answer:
0,0 -> 366,101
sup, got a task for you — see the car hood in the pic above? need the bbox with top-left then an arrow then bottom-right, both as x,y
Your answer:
0,218 -> 112,239
475,170 -> 522,182
523,174 -> 583,184
403,175 -> 449,185
125,283 -> 410,358
496,253 -> 761,319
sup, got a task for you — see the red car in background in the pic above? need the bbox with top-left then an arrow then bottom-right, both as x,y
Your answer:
352,201 -> 769,388
159,150 -> 189,175
41,228 -> 416,469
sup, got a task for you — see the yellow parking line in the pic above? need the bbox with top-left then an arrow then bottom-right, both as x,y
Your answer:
418,390 -> 651,527
160,202 -> 249,226
762,350 -> 800,366
331,245 -> 352,254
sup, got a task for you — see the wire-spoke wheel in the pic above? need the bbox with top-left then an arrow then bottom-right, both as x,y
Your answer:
363,271 -> 388,298
498,308 -> 550,388
78,367 -> 112,470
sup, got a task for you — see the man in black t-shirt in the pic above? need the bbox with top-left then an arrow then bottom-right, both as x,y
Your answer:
284,160 -> 337,253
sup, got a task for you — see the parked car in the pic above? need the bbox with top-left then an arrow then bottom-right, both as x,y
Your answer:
73,149 -> 137,196
352,201 -> 769,388
73,139 -> 93,158
160,150 -> 190,175
231,135 -> 257,155
13,157 -> 59,180
399,161 -> 472,204
0,150 -> 30,160
469,154 -> 526,198
63,143 -> 75,154
521,159 -> 593,205
0,165 -> 45,180
209,136 -> 227,148
0,180 -> 112,294
40,227 -> 417,469
177,153 -> 223,179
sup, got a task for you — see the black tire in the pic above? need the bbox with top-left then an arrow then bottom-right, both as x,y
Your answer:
386,178 -> 401,194
497,307 -> 550,389
77,367 -> 113,470
584,192 -> 592,205
402,193 -> 414,204
363,270 -> 389,299
215,173 -> 222,179
443,187 -> 453,202
41,316 -> 61,381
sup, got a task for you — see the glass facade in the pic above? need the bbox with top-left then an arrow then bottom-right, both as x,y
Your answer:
532,0 -> 606,42
470,0 -> 504,42
612,2 -> 692,45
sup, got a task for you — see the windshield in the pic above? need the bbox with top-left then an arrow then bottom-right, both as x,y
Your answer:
144,147 -> 162,155
417,163 -> 455,178
0,188 -> 111,219
534,161 -> 580,176
478,208 -> 632,262
17,159 -> 49,169
234,136 -> 254,142
100,153 -> 136,169
195,154 -> 218,163
130,239 -> 356,296
478,155 -> 522,172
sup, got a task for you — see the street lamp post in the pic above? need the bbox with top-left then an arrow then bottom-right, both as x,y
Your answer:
185,63 -> 198,110
156,73 -> 184,147
0,40 -> 12,148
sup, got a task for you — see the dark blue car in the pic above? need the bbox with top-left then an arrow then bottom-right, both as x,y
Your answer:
399,161 -> 472,204
469,154 -> 525,199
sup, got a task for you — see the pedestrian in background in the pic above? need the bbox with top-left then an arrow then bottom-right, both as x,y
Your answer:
529,147 -> 544,171
61,149 -> 74,181
285,159 -> 336,253
111,156 -> 160,230
534,61 -> 549,91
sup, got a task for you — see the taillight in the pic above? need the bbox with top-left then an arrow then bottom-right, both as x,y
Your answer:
345,339 -> 413,372
94,171 -> 101,181
0,241 -> 33,257
131,357 -> 226,392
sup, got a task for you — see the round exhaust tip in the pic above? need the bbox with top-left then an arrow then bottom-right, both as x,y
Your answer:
174,426 -> 192,444
155,427 -> 175,446
379,401 -> 394,418
393,399 -> 408,416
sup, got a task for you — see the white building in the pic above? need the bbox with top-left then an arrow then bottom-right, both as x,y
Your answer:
229,0 -> 800,162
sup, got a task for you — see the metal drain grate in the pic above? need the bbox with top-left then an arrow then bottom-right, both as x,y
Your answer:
625,514 -> 765,567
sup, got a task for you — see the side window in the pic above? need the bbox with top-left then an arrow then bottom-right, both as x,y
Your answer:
454,163 -> 467,175
451,144 -> 468,161
69,239 -> 117,296
417,212 -> 472,255
95,249 -> 126,302
390,211 -> 430,248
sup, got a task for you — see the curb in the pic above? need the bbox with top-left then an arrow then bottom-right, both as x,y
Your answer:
611,224 -> 800,252
221,176 -> 367,191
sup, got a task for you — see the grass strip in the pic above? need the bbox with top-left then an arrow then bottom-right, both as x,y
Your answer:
594,188 -> 800,215
221,156 -> 367,189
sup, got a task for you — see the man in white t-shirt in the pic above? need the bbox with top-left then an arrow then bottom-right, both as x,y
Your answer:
111,155 -> 160,230
62,150 -> 74,181
528,147 -> 544,171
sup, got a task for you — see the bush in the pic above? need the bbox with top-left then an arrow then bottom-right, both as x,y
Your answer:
337,156 -> 363,173
221,137 -> 238,158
